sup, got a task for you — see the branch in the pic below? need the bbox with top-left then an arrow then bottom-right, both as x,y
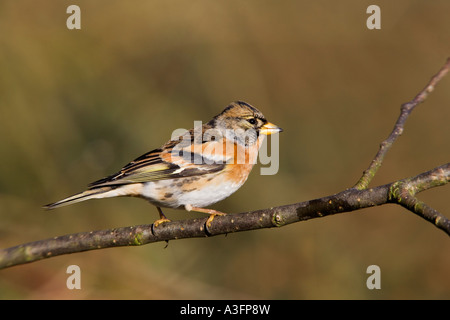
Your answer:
0,163 -> 448,269
354,57 -> 450,190
388,164 -> 450,234
1,58 -> 449,270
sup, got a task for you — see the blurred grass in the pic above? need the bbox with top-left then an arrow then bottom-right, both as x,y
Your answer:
0,0 -> 449,299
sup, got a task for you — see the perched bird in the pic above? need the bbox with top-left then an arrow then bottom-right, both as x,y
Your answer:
44,101 -> 282,226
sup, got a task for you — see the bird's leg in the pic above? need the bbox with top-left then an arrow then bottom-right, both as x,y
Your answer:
185,204 -> 227,228
153,206 -> 171,227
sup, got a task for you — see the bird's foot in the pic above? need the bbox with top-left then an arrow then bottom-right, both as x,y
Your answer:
153,217 -> 172,228
185,205 -> 227,228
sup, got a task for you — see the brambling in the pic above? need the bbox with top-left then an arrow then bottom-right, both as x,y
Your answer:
44,101 -> 283,227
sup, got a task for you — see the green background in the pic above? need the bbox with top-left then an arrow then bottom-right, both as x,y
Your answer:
0,0 -> 449,299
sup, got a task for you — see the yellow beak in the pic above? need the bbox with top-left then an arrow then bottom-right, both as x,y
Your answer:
260,122 -> 283,136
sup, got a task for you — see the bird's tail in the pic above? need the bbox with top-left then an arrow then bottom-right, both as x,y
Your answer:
43,187 -> 116,210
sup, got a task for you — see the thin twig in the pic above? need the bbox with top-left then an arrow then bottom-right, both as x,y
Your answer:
354,58 -> 450,190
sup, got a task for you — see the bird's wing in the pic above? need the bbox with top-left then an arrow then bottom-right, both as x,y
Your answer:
88,137 -> 229,188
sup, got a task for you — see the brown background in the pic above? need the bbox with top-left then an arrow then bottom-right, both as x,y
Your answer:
0,0 -> 449,299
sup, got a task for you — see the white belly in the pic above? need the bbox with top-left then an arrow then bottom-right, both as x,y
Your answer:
176,181 -> 242,208
140,174 -> 246,209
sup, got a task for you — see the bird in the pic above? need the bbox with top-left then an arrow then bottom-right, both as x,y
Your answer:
44,101 -> 283,227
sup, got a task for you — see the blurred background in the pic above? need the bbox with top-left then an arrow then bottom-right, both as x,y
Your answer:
0,0 -> 449,299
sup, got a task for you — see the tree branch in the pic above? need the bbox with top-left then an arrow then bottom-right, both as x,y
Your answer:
388,163 -> 450,234
354,57 -> 450,190
0,163 -> 448,269
1,58 -> 449,270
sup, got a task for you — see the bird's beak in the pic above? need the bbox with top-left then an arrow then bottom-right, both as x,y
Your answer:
260,122 -> 283,136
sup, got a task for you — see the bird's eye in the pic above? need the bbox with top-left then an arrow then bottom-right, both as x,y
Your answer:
247,118 -> 257,125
